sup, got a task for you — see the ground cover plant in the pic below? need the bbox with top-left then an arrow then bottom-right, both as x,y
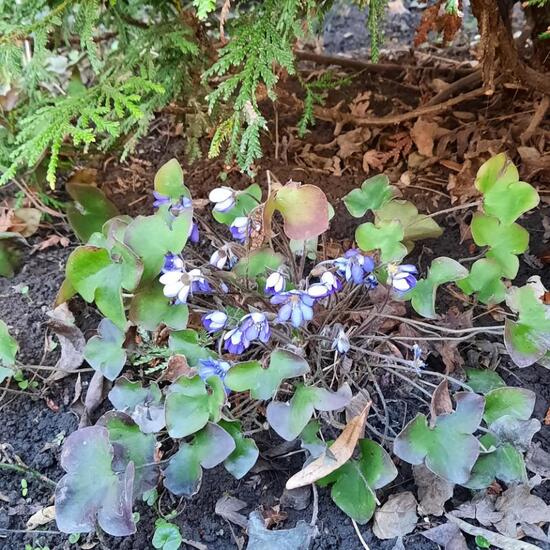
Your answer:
1,1 -> 550,549
1,151 -> 548,548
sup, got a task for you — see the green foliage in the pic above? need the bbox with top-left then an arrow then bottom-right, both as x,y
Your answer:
84,319 -> 127,380
153,519 -> 182,550
0,319 -> 18,383
458,154 -> 540,305
317,439 -> 397,524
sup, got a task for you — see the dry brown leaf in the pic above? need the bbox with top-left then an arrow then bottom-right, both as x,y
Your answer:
447,160 -> 479,204
35,234 -> 70,251
26,506 -> 56,530
413,464 -> 454,517
430,380 -> 453,425
159,354 -> 196,383
362,150 -> 391,174
411,118 -> 440,157
286,404 -> 370,490
373,492 -> 418,540
12,208 -> 41,237
349,91 -> 372,118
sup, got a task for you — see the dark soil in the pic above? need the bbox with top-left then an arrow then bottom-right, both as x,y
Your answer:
1,5 -> 550,549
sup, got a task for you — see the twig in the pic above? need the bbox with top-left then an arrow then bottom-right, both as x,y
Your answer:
351,519 -> 370,550
424,201 -> 481,219
0,528 -> 62,535
520,95 -> 549,143
0,462 -> 57,488
425,70 -> 482,106
310,483 -> 319,527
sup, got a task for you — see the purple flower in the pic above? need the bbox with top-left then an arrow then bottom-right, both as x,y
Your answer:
162,253 -> 184,273
209,187 -> 236,212
191,274 -> 211,294
189,221 -> 199,243
202,311 -> 228,332
265,271 -> 286,295
240,312 -> 270,343
153,191 -> 171,208
198,357 -> 232,382
364,273 -> 378,290
307,271 -> 342,298
210,245 -> 238,270
230,216 -> 249,241
388,264 -> 418,293
334,249 -> 375,285
332,329 -> 350,355
271,290 -> 315,328
223,312 -> 270,354
223,327 -> 247,355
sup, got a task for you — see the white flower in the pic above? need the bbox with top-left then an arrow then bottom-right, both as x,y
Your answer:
332,329 -> 350,355
209,245 -> 237,270
159,268 -> 205,304
265,271 -> 286,294
209,187 -> 236,212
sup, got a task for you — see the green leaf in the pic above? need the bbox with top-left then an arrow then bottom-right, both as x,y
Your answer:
356,220 -> 406,262
84,319 -> 127,381
129,282 -> 189,331
154,159 -> 189,200
233,248 -> 284,279
55,426 -> 135,536
300,420 -> 326,457
66,181 -> 119,243
375,200 -> 443,242
98,411 -> 158,496
124,209 -> 192,282
108,378 -> 165,433
66,245 -> 142,329
465,369 -> 506,394
153,519 -> 182,550
165,375 -> 225,438
343,175 -> 393,218
219,420 -> 259,479
475,153 -> 519,194
484,179 -> 539,226
483,387 -> 535,425
163,423 -> 235,496
457,258 -> 506,305
409,257 -> 468,318
270,182 -> 330,240
213,184 -> 261,225
394,392 -> 484,484
266,383 -> 352,441
168,330 -> 214,367
317,440 -> 397,524
465,438 -> 526,490
224,350 -> 310,400
0,320 -> 18,368
471,214 -> 528,254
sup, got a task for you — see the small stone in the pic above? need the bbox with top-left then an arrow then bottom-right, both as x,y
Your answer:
280,486 -> 311,511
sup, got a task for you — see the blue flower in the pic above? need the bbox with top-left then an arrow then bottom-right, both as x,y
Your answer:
332,329 -> 350,355
387,264 -> 418,293
162,253 -> 184,273
209,187 -> 236,212
202,311 -> 228,332
411,343 -> 425,371
223,327 -> 247,354
153,191 -> 171,208
198,357 -> 232,382
307,271 -> 342,298
153,193 -> 192,216
222,312 -> 270,354
265,271 -> 286,295
230,216 -> 249,241
334,249 -> 375,284
271,290 -> 315,328
364,273 -> 378,290
240,312 -> 270,343
160,267 -> 208,304
189,221 -> 200,243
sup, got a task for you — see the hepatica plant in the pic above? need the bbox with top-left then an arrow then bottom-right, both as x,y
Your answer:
26,154 -> 545,539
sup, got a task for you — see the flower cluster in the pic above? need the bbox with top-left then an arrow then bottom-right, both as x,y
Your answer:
271,290 -> 315,328
159,254 -> 210,304
334,249 -> 375,285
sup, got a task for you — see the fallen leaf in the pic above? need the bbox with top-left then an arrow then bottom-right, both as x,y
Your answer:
452,493 -> 502,527
446,514 -> 541,550
526,443 -> 550,478
245,511 -> 316,550
158,355 -> 196,383
26,506 -> 56,530
413,464 -> 454,517
215,495 -> 248,529
35,234 -> 70,251
280,486 -> 311,511
430,380 -> 453,425
46,304 -> 86,381
411,118 -> 440,157
12,208 -> 41,237
79,370 -> 107,427
372,492 -> 418,540
422,522 -> 468,550
285,404 -> 370,490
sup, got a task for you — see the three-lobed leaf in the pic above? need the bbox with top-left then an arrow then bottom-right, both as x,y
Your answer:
224,349 -> 309,400
84,319 -> 127,381
154,158 -> 189,200
355,220 -> 406,262
343,175 -> 393,218
394,392 -> 484,484
219,419 -> 259,479
483,387 -> 535,425
317,439 -> 397,524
